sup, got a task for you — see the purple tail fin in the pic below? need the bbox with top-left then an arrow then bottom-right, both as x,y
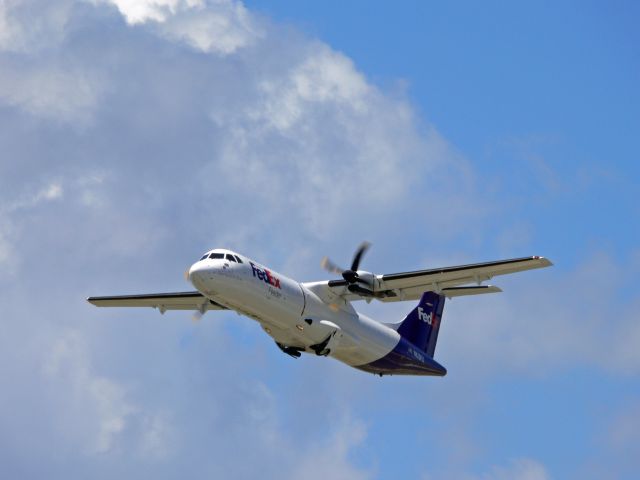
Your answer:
397,291 -> 446,358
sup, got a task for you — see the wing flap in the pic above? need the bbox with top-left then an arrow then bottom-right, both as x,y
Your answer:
374,285 -> 503,302
441,285 -> 503,297
87,291 -> 226,311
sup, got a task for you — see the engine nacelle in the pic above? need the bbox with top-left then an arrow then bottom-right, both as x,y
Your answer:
354,270 -> 377,290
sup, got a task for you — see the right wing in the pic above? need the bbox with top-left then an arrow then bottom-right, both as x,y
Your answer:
87,291 -> 227,312
321,256 -> 552,302
375,256 -> 552,301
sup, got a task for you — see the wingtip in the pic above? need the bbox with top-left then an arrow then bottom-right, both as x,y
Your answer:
532,256 -> 553,267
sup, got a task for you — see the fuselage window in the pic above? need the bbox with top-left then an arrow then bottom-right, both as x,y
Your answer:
200,254 -> 208,260
234,255 -> 243,264
209,253 -> 224,259
226,254 -> 237,262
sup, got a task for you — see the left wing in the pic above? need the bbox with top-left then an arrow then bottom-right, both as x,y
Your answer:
320,256 -> 552,302
87,291 -> 227,312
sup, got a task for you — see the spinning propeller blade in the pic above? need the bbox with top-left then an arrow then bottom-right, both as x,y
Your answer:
321,242 -> 374,292
350,241 -> 371,271
320,256 -> 344,275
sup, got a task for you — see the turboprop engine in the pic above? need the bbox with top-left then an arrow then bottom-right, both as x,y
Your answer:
321,242 -> 380,297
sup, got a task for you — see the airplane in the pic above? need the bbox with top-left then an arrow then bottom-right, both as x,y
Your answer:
88,243 -> 552,377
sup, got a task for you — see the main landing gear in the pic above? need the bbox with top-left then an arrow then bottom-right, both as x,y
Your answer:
309,333 -> 332,357
276,333 -> 334,359
276,342 -> 304,358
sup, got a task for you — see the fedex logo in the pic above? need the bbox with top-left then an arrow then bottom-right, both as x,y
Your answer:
250,262 -> 281,289
418,307 -> 433,325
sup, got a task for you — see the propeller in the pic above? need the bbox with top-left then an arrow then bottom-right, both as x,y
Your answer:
341,241 -> 371,284
321,241 -> 373,290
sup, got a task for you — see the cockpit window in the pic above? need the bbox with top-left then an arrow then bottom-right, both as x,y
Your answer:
234,255 -> 243,264
226,254 -> 237,262
200,254 -> 208,260
209,253 -> 224,259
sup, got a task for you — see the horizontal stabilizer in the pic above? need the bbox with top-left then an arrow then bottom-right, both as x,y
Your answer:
442,285 -> 502,298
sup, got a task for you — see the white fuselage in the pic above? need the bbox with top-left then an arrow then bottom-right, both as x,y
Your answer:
188,250 -> 400,368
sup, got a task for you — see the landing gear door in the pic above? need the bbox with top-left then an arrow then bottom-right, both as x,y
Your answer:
319,320 -> 341,355
320,321 -> 359,352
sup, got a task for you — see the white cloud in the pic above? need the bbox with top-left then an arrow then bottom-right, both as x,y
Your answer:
1,0 -> 456,244
99,0 -> 203,24
480,458 -> 550,480
289,416 -> 372,480
210,42 -> 442,238
0,1 -> 19,49
421,457 -> 550,480
138,411 -> 174,459
0,229 -> 11,266
8,182 -> 64,210
0,181 -> 63,270
0,0 -> 74,52
43,330 -> 138,454
99,0 -> 262,54
606,402 -> 640,456
159,0 -> 262,54
0,60 -> 102,123
254,46 -> 370,131
0,1 -> 103,123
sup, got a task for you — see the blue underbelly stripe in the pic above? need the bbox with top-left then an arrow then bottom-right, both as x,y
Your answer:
357,337 -> 447,376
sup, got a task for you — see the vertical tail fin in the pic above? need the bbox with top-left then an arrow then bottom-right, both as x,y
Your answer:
397,291 -> 446,358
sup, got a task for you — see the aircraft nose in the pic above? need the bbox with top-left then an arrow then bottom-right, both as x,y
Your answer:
188,262 -> 206,286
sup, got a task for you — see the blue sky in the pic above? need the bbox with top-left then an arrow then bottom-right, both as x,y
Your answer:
246,0 -> 640,268
0,1 -> 639,479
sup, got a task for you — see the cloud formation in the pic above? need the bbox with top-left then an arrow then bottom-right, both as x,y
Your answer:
43,329 -> 137,454
0,0 -> 449,476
